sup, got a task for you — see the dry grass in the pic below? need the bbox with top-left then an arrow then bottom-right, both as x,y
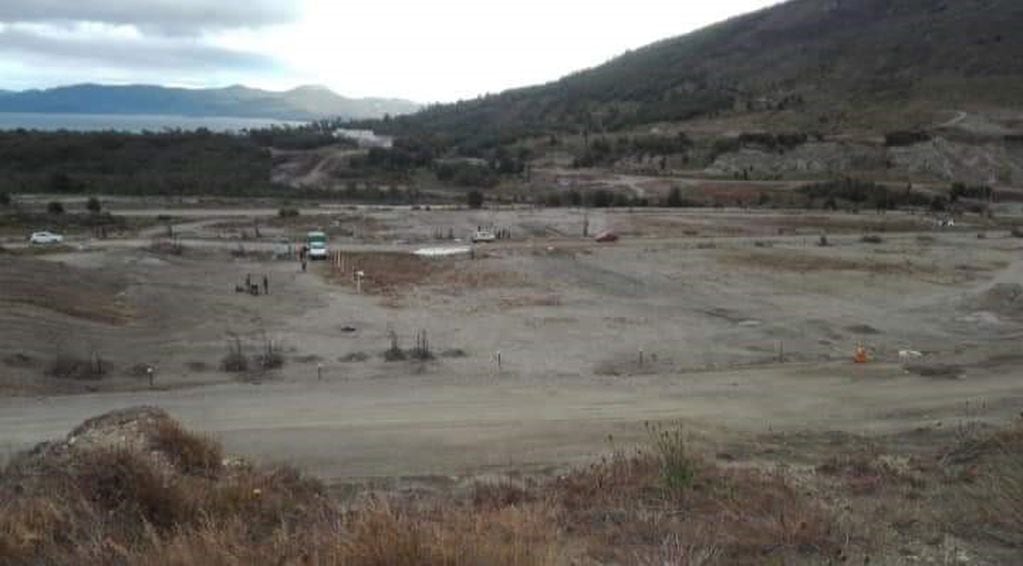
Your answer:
945,423 -> 1023,547
720,248 -> 941,276
325,252 -> 523,297
327,252 -> 439,294
0,257 -> 134,324
13,411 -> 1023,564
151,418 -> 223,477
498,293 -> 562,310
0,411 -> 847,566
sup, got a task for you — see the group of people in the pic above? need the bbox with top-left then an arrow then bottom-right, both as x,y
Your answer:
243,273 -> 270,295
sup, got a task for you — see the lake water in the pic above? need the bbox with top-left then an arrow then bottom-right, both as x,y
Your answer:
0,112 -> 307,133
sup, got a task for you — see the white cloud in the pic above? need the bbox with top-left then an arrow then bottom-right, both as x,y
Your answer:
0,0 -> 779,101
259,0 -> 780,102
0,0 -> 301,34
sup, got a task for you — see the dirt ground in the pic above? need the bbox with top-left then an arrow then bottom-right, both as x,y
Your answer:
3,204 -> 1023,488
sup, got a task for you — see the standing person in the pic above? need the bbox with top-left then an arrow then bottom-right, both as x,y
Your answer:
245,273 -> 251,288
263,275 -> 269,295
301,258 -> 307,272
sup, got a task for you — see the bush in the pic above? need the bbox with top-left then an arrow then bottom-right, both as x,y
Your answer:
950,182 -> 993,202
256,338 -> 284,370
646,422 -> 698,495
0,192 -> 10,207
861,234 -> 884,244
384,330 -> 406,361
1011,227 -> 1023,238
46,201 -> 64,215
152,419 -> 223,477
86,196 -> 102,214
76,447 -> 188,531
278,207 -> 300,218
466,190 -> 484,209
885,130 -> 931,146
48,353 -> 108,380
339,351 -> 370,363
221,337 -> 248,372
799,178 -> 928,210
666,186 -> 684,208
410,330 -> 433,361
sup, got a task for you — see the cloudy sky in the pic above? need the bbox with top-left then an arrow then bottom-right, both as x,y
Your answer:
0,0 -> 777,103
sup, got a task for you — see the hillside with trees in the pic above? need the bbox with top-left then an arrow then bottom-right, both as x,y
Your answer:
354,0 -> 1023,149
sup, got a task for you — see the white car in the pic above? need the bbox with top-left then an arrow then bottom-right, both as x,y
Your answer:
471,229 -> 496,243
29,231 -> 64,245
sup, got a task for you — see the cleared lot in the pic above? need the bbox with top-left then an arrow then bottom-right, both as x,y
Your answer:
3,205 -> 1023,483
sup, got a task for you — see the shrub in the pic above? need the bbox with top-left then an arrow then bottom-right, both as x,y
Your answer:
666,186 -> 684,208
86,197 -> 102,214
383,330 -> 406,361
278,207 -> 300,218
861,234 -> 884,244
152,419 -> 223,477
46,201 -> 64,215
221,337 -> 248,372
1011,227 -> 1023,238
799,178 -> 929,209
466,190 -> 484,209
339,352 -> 370,363
884,130 -> 931,146
75,447 -> 187,531
0,192 -> 10,207
410,330 -> 433,361
48,353 -> 108,380
646,422 -> 698,495
255,338 -> 284,370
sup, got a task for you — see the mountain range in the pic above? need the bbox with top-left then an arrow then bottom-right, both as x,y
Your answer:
0,84 -> 420,121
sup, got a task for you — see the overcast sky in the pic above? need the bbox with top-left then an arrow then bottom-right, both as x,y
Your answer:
0,0 -> 777,103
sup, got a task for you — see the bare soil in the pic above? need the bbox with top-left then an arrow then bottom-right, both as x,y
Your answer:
2,204 -> 1022,493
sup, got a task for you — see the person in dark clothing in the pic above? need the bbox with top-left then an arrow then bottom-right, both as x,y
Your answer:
263,275 -> 269,295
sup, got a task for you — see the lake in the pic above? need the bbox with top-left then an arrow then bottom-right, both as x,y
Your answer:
0,112 -> 307,133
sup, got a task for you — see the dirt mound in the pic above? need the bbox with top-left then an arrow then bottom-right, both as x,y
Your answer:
968,283 -> 1023,318
5,407 -> 223,484
0,407 -> 328,564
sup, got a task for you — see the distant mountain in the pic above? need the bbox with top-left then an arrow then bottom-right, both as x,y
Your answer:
0,84 -> 420,121
370,0 -> 1023,141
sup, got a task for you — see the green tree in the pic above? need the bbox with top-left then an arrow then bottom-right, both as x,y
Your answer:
49,172 -> 75,193
590,190 -> 612,208
666,186 -> 684,207
47,201 -> 65,215
467,190 -> 484,209
86,196 -> 102,214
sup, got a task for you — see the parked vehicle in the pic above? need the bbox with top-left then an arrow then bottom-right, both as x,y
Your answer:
471,228 -> 496,243
594,231 -> 619,243
307,231 -> 328,260
29,231 -> 64,244
272,238 -> 293,259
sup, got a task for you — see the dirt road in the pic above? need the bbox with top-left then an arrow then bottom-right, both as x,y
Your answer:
4,360 -> 1021,481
